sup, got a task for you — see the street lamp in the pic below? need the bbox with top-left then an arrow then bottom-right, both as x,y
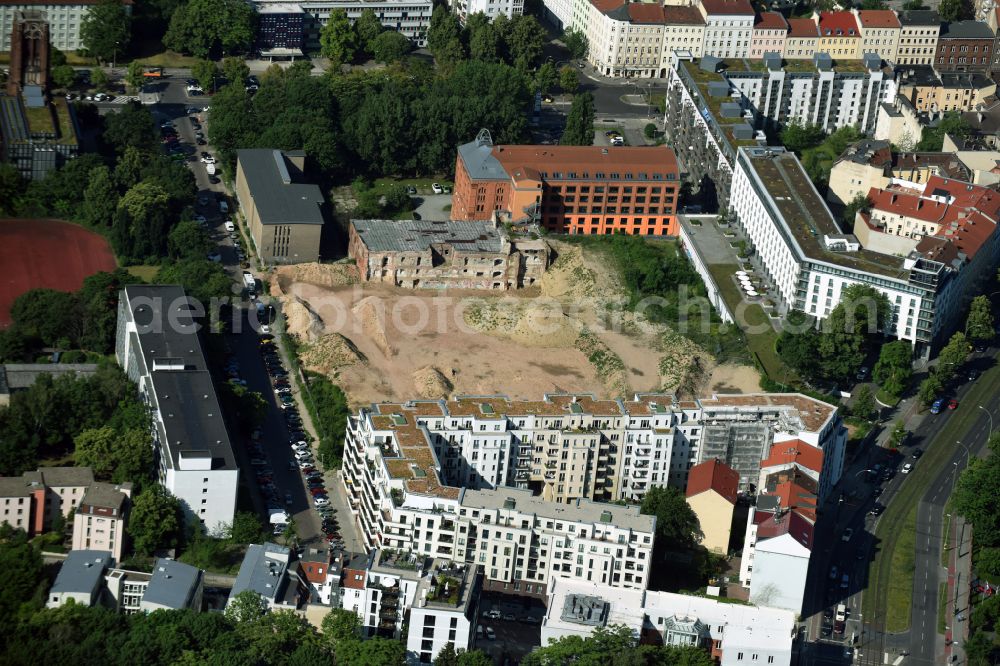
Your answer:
979,405 -> 994,438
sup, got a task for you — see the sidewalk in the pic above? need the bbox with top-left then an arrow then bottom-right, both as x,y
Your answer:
944,518 -> 971,664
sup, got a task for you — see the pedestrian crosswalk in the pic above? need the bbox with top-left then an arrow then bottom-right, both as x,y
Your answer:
106,95 -> 139,104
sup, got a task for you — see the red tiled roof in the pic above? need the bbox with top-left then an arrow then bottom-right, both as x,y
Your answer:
491,145 -> 679,180
342,567 -> 366,590
787,17 -> 819,38
754,11 -> 788,31
755,509 -> 815,550
686,459 -> 740,503
628,3 -> 666,24
700,0 -> 754,16
300,561 -> 328,585
760,439 -> 824,474
589,0 -> 623,13
857,10 -> 901,29
819,11 -> 860,37
664,5 -> 706,24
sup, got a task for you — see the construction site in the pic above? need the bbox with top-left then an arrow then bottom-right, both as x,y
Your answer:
270,241 -> 761,408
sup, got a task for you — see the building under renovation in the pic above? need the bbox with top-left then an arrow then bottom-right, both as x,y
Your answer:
348,217 -> 552,290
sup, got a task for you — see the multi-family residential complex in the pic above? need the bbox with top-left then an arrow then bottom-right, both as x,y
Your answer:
854,9 -> 900,64
663,54 -> 894,205
116,285 -> 239,532
0,0 -> 132,52
936,20 -> 995,73
0,466 -> 95,534
816,11 -> 860,60
896,10 -> 940,67
542,577 -> 797,666
749,12 -> 788,59
451,131 -> 681,236
229,542 -> 306,610
684,459 -> 739,555
47,550 -> 114,608
341,391 -> 845,596
348,217 -> 552,290
698,0 -> 754,60
105,558 -> 204,613
70,482 -> 132,561
728,146 -> 999,356
897,66 -> 997,113
447,0 -> 522,23
247,0 -> 433,49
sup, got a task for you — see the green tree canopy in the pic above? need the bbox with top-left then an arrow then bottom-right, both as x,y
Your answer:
104,102 -> 159,154
841,192 -> 871,230
128,484 -> 183,555
167,218 -> 212,261
563,28 -> 588,59
163,0 -> 254,58
917,111 -> 971,151
51,64 -> 77,89
319,9 -> 358,67
872,340 -> 912,399
852,385 -> 876,420
467,16 -> 499,62
560,65 -> 579,94
534,61 -> 557,94
321,607 -> 361,641
370,30 -> 411,64
225,589 -> 269,624
561,91 -> 595,146
155,259 -> 234,305
74,425 -> 153,486
125,61 -> 145,91
966,295 -> 995,342
938,0 -> 964,21
221,56 -> 250,88
780,120 -> 826,153
936,331 -> 970,382
506,15 -> 546,69
427,5 -> 465,65
640,485 -> 702,548
192,59 -> 221,92
523,624 -> 715,666
355,8 -> 384,52
80,0 -> 130,63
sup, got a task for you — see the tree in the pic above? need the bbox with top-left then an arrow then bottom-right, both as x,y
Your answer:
872,340 -> 912,399
227,512 -> 268,544
644,122 -> 657,140
457,651 -> 494,666
776,317 -> 822,381
841,192 -> 871,229
163,0 -> 255,58
125,61 -> 145,91
852,385 -> 876,420
561,91 -> 594,146
114,181 -> 172,261
966,295 -> 995,343
355,8 -> 384,53
221,57 -> 250,89
427,5 -> 464,65
435,643 -> 459,666
563,28 -> 588,59
953,447 -> 1000,546
817,284 -> 892,382
104,102 -> 159,154
918,373 -> 943,406
336,637 -> 406,666
80,0 -> 130,63
370,30 -> 411,64
917,111 -> 971,151
468,18 -> 498,62
226,589 -> 269,624
0,525 -> 47,621
937,331 -> 970,382
861,0 -> 886,7
534,62 -> 557,94
128,484 -> 183,555
640,485 -> 702,548
167,219 -> 212,260
320,9 -> 358,67
938,0 -> 963,21
902,0 -> 927,7
0,164 -> 26,216
73,426 -> 118,477
10,289 -> 79,347
559,66 -> 579,94
51,64 -> 77,89
80,166 -> 117,228
91,67 -> 109,89
780,120 -> 826,153
192,59 -> 220,93
155,259 -> 234,305
506,15 -> 546,69
321,608 -> 361,641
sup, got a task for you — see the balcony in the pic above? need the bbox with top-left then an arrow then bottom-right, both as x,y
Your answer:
545,461 -> 557,469
545,472 -> 556,480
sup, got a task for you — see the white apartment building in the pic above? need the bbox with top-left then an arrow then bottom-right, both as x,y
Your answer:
342,392 -> 845,595
116,285 -> 238,533
698,0 -> 754,60
47,550 -> 114,608
248,0 -> 433,48
542,577 -> 796,666
71,482 -> 131,562
448,0 -> 522,23
663,6 -> 706,60
896,9 -> 940,66
0,0 -> 132,52
405,559 -> 479,664
854,9 -> 901,64
105,558 -> 203,613
729,146 -> 981,356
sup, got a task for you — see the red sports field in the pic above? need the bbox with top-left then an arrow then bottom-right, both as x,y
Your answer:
0,219 -> 117,327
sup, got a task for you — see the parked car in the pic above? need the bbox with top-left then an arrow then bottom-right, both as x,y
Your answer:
314,497 -> 330,507
902,462 -> 913,474
431,183 -> 444,194
948,399 -> 959,410
869,503 -> 885,515
911,448 -> 923,459
930,399 -> 944,414
841,528 -> 853,542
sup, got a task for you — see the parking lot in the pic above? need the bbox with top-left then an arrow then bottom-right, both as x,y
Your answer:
472,594 -> 546,662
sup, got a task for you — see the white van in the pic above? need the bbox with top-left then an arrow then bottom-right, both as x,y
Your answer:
224,220 -> 235,233
206,162 -> 216,176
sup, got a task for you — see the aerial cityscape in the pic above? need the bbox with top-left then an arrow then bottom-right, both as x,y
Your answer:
0,0 -> 998,663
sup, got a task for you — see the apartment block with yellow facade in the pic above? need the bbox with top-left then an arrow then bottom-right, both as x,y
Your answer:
854,9 -> 900,63
817,11 -> 861,60
897,9 -> 940,66
784,18 -> 819,59
685,459 -> 740,555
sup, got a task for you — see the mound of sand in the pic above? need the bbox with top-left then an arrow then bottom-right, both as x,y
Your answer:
299,333 -> 367,377
463,299 -> 580,348
656,328 -> 713,396
412,366 -> 453,399
352,296 -> 395,357
283,296 -> 325,343
540,241 -> 627,303
272,262 -> 358,297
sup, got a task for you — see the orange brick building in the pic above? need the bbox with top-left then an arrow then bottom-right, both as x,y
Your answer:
451,131 -> 681,236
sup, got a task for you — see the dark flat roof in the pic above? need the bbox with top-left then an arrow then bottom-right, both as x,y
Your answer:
237,149 -> 325,226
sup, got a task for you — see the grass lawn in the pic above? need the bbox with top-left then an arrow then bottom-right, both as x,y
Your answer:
370,177 -> 453,197
133,51 -> 201,68
885,502 -> 919,631
127,265 -> 161,281
706,262 -> 793,383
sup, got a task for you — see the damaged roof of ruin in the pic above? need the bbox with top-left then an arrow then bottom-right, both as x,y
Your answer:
351,219 -> 504,254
